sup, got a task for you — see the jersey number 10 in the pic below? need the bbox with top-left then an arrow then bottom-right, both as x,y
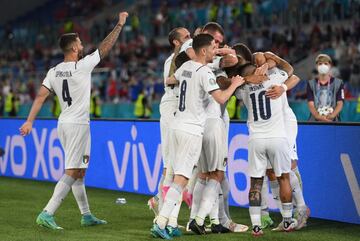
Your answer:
250,90 -> 271,121
62,79 -> 72,106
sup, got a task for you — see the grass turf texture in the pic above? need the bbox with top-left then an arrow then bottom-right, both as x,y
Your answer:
0,176 -> 359,241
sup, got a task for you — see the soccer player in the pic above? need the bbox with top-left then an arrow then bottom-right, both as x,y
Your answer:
147,27 -> 191,221
254,52 -> 310,231
189,22 -> 249,234
230,47 -> 297,236
19,11 -> 129,230
150,33 -> 244,240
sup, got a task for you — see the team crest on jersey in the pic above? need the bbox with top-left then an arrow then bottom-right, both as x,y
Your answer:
223,158 -> 228,167
83,155 -> 90,164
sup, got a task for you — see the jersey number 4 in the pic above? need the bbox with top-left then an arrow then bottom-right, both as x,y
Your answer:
250,90 -> 271,121
62,79 -> 72,106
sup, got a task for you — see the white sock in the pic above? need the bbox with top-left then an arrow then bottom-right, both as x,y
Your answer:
190,178 -> 206,221
293,167 -> 303,190
168,191 -> 183,228
290,169 -> 306,209
269,180 -> 283,213
282,202 -> 293,222
209,190 -> 220,225
157,183 -> 183,229
156,173 -> 165,210
249,206 -> 261,226
218,188 -> 230,226
220,178 -> 231,218
195,179 -> 220,226
261,177 -> 269,216
72,178 -> 90,216
44,175 -> 76,215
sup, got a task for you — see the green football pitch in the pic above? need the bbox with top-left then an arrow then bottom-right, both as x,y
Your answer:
0,177 -> 359,241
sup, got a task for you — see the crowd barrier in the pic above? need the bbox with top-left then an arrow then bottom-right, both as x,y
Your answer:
16,100 -> 360,122
0,118 -> 359,224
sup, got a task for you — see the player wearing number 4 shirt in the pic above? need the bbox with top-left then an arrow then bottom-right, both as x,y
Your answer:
19,11 -> 129,230
150,33 -> 244,240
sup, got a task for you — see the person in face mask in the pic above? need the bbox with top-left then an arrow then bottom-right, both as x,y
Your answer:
307,54 -> 345,121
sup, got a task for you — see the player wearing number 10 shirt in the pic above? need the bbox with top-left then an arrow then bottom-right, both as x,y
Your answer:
19,12 -> 129,230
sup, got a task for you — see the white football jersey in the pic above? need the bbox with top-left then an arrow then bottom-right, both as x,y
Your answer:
160,53 -> 179,105
42,50 -> 100,124
269,68 -> 297,122
173,60 -> 219,136
205,56 -> 228,119
235,67 -> 288,139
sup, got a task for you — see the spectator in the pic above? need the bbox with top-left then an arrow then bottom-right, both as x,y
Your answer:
307,54 -> 345,121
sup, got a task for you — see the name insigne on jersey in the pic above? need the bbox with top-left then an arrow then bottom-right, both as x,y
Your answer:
248,84 -> 265,92
56,71 -> 73,78
182,70 -> 192,78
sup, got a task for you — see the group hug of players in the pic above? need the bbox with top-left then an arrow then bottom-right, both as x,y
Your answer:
147,22 -> 310,239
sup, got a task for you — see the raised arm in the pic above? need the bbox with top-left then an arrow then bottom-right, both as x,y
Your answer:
264,51 -> 293,77
98,12 -> 128,59
19,86 -> 51,136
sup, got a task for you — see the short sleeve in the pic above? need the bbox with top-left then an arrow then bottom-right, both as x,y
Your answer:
201,69 -> 220,93
42,68 -> 54,92
78,49 -> 101,71
234,87 -> 244,100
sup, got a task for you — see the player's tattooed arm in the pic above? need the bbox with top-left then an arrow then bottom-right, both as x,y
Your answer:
98,12 -> 128,59
249,177 -> 264,206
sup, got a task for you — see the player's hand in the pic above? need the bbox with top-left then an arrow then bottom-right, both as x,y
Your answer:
231,75 -> 245,87
118,12 -> 129,26
255,62 -> 268,76
253,52 -> 266,66
245,75 -> 268,85
266,85 -> 285,99
215,48 -> 236,56
19,121 -> 33,136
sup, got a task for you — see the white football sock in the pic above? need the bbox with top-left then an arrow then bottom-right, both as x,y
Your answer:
249,206 -> 261,226
157,183 -> 183,229
168,192 -> 183,228
44,175 -> 76,215
219,188 -> 230,226
269,180 -> 283,213
72,178 -> 91,215
290,169 -> 306,209
190,178 -> 206,221
209,189 -> 220,225
220,178 -> 231,218
195,179 -> 220,226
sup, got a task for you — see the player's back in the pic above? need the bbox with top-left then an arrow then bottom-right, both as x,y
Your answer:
236,67 -> 288,139
43,50 -> 100,124
173,60 -> 219,136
